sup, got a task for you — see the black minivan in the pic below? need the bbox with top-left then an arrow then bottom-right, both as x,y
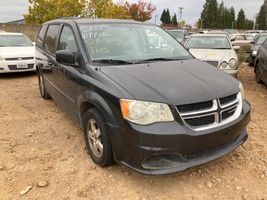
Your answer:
36,18 -> 251,175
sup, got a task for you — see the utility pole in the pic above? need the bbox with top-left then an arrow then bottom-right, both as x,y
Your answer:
178,7 -> 184,21
178,7 -> 184,28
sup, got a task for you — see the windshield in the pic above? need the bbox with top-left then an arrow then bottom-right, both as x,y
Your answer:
225,29 -> 239,34
185,36 -> 231,49
79,24 -> 191,63
0,35 -> 32,47
256,35 -> 267,45
168,31 -> 184,39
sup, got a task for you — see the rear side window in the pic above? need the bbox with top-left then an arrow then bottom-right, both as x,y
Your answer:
58,26 -> 78,53
36,25 -> 47,47
44,25 -> 60,55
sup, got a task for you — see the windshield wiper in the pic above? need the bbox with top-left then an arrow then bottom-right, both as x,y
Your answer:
136,57 -> 184,63
92,59 -> 135,65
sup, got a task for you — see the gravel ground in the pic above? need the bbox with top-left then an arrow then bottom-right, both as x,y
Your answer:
0,64 -> 266,200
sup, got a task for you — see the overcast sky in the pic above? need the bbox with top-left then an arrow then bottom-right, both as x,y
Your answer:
0,0 -> 264,25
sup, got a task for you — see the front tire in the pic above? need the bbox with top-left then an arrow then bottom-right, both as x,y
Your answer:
37,71 -> 51,99
83,108 -> 113,167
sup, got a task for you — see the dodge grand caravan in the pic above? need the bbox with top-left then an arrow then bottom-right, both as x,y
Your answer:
36,18 -> 251,175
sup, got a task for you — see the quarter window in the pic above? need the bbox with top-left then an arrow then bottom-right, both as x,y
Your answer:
58,26 -> 78,53
44,25 -> 60,55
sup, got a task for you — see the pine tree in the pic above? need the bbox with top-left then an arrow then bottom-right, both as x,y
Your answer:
229,7 -> 236,29
218,1 -> 225,29
172,14 -> 178,25
200,0 -> 219,29
160,9 -> 167,24
236,9 -> 246,29
166,9 -> 171,24
256,4 -> 267,30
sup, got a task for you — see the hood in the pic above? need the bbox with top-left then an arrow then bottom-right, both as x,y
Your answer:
100,59 -> 239,105
0,46 -> 35,58
189,48 -> 236,62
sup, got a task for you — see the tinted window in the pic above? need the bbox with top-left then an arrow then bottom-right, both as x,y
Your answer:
44,25 -> 60,55
58,26 -> 78,53
37,25 -> 47,47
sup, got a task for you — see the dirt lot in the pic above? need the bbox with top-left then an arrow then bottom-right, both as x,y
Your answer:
0,64 -> 266,200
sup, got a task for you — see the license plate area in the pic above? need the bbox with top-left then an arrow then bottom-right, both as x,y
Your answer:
17,63 -> 28,69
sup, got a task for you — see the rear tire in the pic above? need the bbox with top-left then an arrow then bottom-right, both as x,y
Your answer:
37,71 -> 51,99
83,108 -> 114,167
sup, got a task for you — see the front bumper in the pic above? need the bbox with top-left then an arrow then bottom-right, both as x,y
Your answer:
224,69 -> 238,78
108,101 -> 251,175
0,59 -> 36,73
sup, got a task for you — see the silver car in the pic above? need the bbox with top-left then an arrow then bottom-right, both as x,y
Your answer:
184,34 -> 239,77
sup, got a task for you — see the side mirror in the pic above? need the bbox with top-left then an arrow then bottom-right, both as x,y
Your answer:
230,38 -> 235,42
184,36 -> 189,40
250,41 -> 255,44
233,45 -> 240,50
56,50 -> 78,67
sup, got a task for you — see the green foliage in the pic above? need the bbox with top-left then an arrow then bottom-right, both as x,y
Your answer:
236,9 -> 246,29
24,0 -> 156,24
24,0 -> 85,24
200,0 -> 253,29
256,3 -> 267,30
160,8 -> 171,25
160,9 -> 167,24
201,0 -> 219,29
83,0 -> 130,19
172,14 -> 178,25
166,9 -> 171,24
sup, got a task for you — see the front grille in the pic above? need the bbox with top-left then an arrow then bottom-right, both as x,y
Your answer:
177,93 -> 242,130
177,101 -> 213,113
219,93 -> 238,106
185,115 -> 215,127
204,60 -> 219,67
5,57 -> 34,61
222,107 -> 236,120
8,63 -> 34,70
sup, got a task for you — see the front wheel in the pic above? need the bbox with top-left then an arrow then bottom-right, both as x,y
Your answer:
37,71 -> 51,99
83,108 -> 114,167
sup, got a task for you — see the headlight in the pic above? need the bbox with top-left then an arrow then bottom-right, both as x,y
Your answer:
229,58 -> 238,69
239,82 -> 245,100
120,99 -> 174,125
220,61 -> 228,68
252,50 -> 257,56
